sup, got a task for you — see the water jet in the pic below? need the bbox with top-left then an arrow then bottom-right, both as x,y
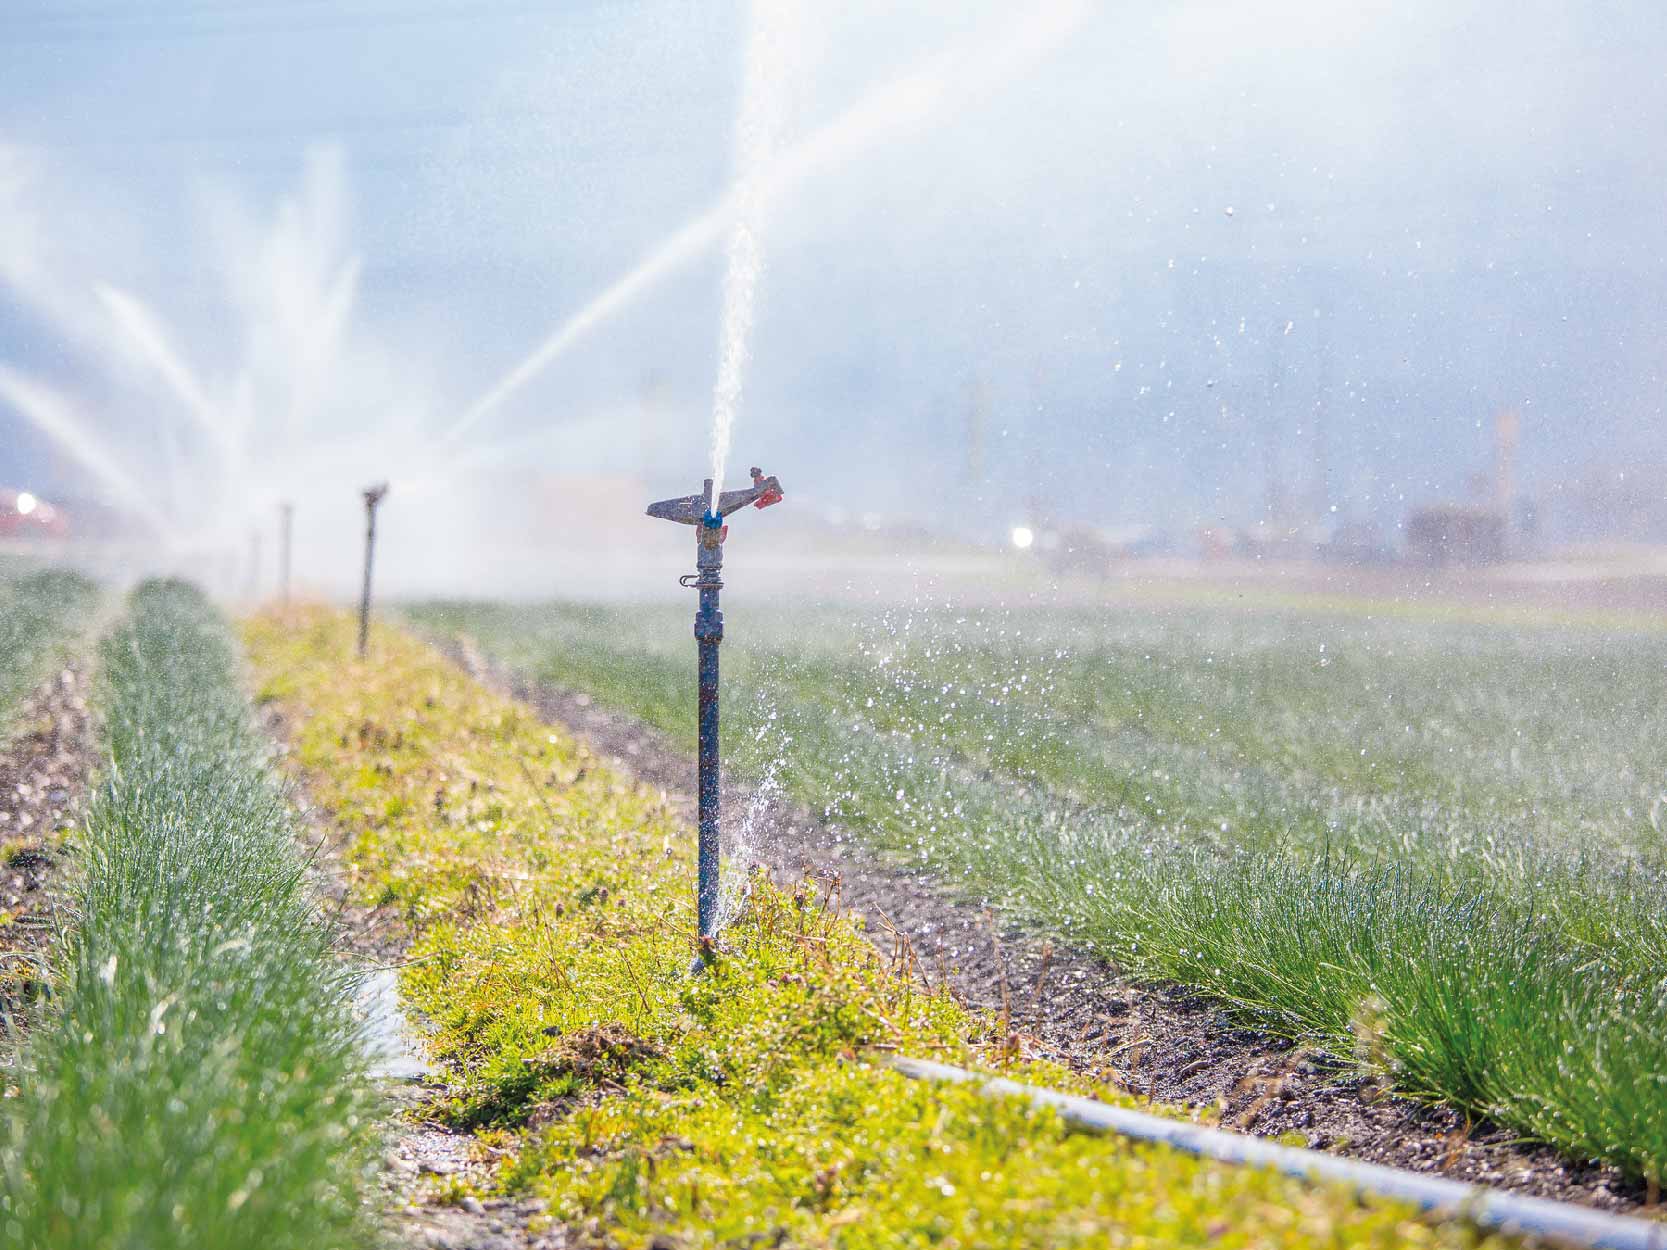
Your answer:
647,467 -> 784,966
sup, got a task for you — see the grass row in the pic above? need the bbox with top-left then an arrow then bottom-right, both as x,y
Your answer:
0,568 -> 100,723
406,598 -> 1667,1183
242,607 -> 1511,1248
0,581 -> 378,1250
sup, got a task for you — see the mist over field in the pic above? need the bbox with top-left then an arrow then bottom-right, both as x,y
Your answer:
1,0 -> 1663,598
9,8 -> 1667,1244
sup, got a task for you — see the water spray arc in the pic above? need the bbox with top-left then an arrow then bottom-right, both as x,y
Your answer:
358,483 -> 389,659
438,0 -> 1088,452
648,468 -> 784,962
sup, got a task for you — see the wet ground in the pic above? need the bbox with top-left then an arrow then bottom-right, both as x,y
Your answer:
261,701 -> 563,1250
448,636 -> 1652,1216
0,665 -> 96,1054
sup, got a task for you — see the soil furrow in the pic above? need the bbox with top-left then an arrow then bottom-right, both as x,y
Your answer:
0,664 -> 96,1052
257,695 -> 561,1250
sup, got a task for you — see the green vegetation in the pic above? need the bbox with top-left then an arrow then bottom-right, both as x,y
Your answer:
1,582 -> 378,1250
246,610 -> 1507,1248
408,597 -> 1667,1183
0,568 -> 99,723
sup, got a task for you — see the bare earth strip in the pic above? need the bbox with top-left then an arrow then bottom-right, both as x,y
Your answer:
0,664 -> 96,1050
257,699 -> 561,1250
447,636 -> 1648,1216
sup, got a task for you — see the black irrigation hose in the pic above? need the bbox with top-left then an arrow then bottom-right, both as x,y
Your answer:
886,1055 -> 1667,1250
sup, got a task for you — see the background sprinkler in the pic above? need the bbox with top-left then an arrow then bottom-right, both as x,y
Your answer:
648,467 -> 784,964
278,500 -> 294,606
358,482 -> 389,659
245,526 -> 262,601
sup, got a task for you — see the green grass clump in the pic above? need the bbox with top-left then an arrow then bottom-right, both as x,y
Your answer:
243,608 -> 1511,1248
407,598 -> 1667,1183
0,568 -> 100,721
0,581 -> 379,1250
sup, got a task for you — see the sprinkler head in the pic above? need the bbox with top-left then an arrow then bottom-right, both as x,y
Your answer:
646,470 -> 784,526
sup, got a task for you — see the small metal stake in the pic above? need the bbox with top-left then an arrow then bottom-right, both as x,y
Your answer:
246,527 -> 262,601
647,468 -> 784,962
358,483 -> 389,659
278,500 -> 294,606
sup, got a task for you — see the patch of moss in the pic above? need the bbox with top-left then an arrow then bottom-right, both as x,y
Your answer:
243,610 -> 1508,1249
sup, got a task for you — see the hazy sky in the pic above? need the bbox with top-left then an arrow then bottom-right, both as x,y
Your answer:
1,0 -> 1663,543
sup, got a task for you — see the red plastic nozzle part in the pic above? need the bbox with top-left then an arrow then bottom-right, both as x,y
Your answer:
750,466 -> 784,509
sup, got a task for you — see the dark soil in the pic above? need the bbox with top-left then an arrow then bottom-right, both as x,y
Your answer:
0,664 -> 96,1049
447,635 -> 1653,1217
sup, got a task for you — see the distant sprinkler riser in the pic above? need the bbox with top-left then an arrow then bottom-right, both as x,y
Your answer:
646,467 -> 784,967
246,528 -> 262,601
278,501 -> 294,606
358,483 -> 390,659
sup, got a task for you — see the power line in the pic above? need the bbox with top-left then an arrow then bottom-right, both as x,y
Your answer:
14,0 -> 384,18
9,0 -> 356,23
10,109 -> 476,150
0,94 -> 713,152
2,0 -> 641,46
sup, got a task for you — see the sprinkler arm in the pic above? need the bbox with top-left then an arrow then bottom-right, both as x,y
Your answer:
646,468 -> 783,525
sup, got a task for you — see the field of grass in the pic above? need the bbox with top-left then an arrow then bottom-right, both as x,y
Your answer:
408,597 -> 1667,1183
244,607 -> 1509,1248
1,582 -> 378,1249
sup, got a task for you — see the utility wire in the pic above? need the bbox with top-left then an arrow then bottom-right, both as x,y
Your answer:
12,101 -> 705,147
2,0 -> 643,45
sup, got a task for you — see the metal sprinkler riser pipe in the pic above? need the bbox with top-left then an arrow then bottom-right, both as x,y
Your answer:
694,513 -> 724,944
647,468 -> 784,957
358,482 -> 389,660
278,500 -> 294,606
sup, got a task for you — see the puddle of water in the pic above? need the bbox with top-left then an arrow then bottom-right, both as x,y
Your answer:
354,967 -> 428,1082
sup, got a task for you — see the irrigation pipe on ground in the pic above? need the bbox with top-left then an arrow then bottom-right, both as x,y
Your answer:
885,1055 -> 1666,1250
